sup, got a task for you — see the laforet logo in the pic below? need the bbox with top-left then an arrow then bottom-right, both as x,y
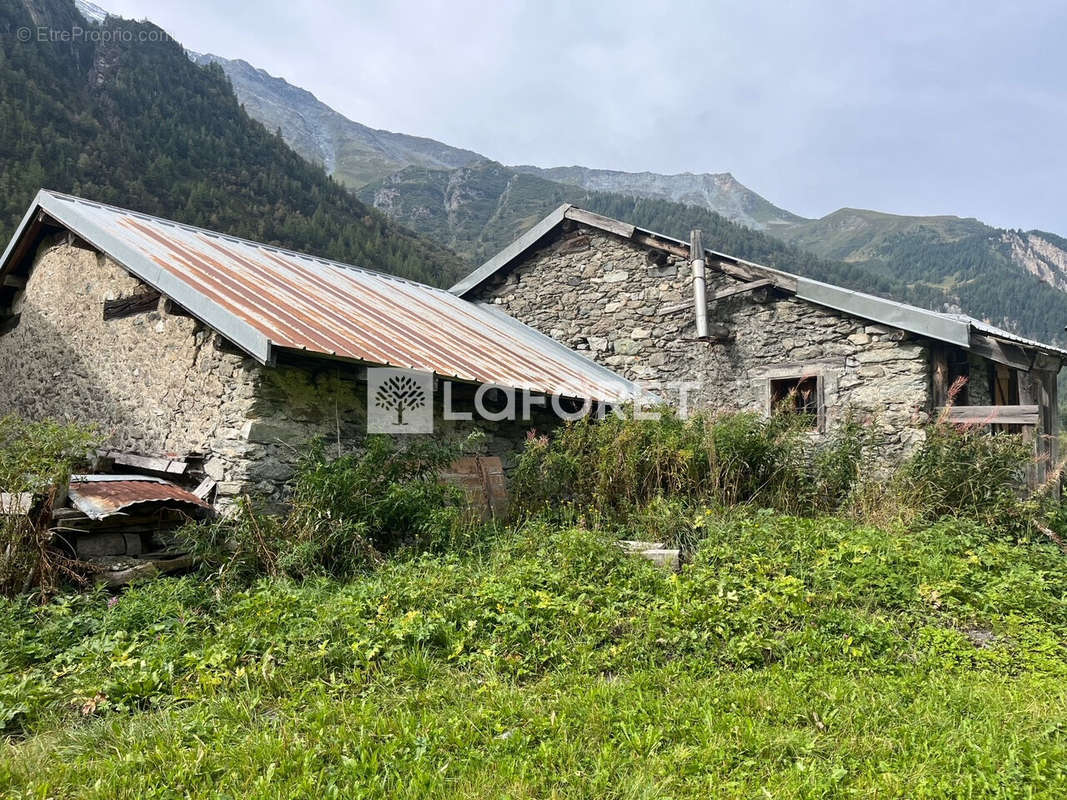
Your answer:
367,368 -> 433,433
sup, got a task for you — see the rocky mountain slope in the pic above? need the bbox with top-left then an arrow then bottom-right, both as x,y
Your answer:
191,53 -> 486,189
72,1 -> 1067,346
181,51 -> 802,233
513,165 -> 805,231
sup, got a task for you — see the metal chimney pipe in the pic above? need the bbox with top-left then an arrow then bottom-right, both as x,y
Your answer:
690,229 -> 708,338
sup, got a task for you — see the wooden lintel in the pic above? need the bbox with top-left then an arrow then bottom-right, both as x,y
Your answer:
938,405 -> 1039,425
712,278 -> 772,301
563,207 -> 636,239
103,289 -> 161,321
631,232 -> 690,259
970,334 -> 1032,372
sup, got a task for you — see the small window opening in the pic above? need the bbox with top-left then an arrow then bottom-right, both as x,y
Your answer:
991,363 -> 1021,434
770,376 -> 821,428
947,350 -> 970,405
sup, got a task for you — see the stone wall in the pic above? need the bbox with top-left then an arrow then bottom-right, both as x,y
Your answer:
475,228 -> 932,457
0,239 -> 554,507
0,237 -> 260,499
240,356 -> 559,505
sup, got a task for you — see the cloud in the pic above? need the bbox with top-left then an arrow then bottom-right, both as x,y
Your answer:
99,0 -> 1067,231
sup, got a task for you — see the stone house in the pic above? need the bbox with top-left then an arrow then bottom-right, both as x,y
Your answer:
451,205 -> 1066,478
0,191 -> 645,506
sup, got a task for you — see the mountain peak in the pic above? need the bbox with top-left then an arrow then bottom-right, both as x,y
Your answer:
511,165 -> 804,230
74,0 -> 108,24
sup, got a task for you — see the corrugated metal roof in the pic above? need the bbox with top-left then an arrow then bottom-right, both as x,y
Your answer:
0,191 -> 648,404
965,318 -> 1067,358
452,205 -> 1067,359
67,475 -> 212,520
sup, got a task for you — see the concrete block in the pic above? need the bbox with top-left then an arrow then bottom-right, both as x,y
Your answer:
638,548 -> 681,571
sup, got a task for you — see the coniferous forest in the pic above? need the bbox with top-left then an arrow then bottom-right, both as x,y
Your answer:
0,0 -> 467,287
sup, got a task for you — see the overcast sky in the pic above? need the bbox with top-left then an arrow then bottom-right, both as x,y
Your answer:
99,0 -> 1066,232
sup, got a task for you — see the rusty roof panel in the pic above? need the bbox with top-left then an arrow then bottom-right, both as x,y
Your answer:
68,475 -> 212,521
14,191 -> 647,404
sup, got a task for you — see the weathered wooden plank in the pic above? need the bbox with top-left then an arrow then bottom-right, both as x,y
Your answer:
2,275 -> 26,289
51,507 -> 89,521
631,232 -> 689,259
440,456 -> 508,519
192,477 -> 217,501
931,345 -> 950,408
712,278 -> 772,301
564,207 -> 637,239
101,451 -> 189,475
938,405 -> 1039,425
711,258 -> 799,292
102,289 -> 160,321
658,300 -> 692,316
710,259 -> 758,283
969,334 -> 1032,372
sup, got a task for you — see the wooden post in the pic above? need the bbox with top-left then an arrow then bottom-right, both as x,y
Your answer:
931,345 -> 949,408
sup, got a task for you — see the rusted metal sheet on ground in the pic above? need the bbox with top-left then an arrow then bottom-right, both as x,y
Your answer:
19,192 -> 648,404
67,475 -> 212,521
440,456 -> 508,518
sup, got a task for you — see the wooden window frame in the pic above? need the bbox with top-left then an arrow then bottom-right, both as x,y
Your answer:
766,373 -> 826,433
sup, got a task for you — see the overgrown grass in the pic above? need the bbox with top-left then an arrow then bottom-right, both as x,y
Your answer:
2,412 -> 1066,796
0,416 -> 96,598
513,409 -> 1059,542
2,515 -> 1066,796
179,435 -> 472,587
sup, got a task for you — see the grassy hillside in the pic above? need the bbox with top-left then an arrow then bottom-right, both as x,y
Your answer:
2,410 -> 1067,796
0,0 -> 467,287
2,515 -> 1066,797
776,208 -> 989,263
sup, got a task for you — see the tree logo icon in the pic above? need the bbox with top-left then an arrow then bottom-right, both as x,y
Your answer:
367,368 -> 434,433
374,373 -> 427,426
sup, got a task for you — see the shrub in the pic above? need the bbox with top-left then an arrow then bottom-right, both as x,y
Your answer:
511,409 -> 864,522
181,435 -> 472,585
894,420 -> 1036,530
0,416 -> 96,598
